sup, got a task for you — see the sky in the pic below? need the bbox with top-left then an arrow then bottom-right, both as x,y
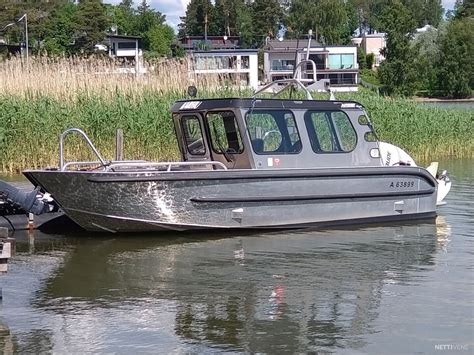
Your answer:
106,0 -> 457,31
105,0 -> 189,29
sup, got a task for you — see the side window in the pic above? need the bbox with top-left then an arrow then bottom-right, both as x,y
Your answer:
332,112 -> 357,151
181,115 -> 205,155
305,110 -> 357,153
307,112 -> 335,152
246,110 -> 302,154
206,111 -> 244,154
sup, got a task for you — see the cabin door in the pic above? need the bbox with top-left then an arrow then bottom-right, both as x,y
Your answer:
179,114 -> 212,162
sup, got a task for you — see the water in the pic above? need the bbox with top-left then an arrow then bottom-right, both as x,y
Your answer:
0,160 -> 473,354
421,100 -> 474,110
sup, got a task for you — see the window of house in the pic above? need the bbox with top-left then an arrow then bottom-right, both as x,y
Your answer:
206,111 -> 243,154
195,56 -> 237,71
341,54 -> 354,68
181,116 -> 206,155
117,42 -> 137,49
246,110 -> 301,154
343,73 -> 356,84
307,54 -> 326,70
328,54 -> 354,69
241,56 -> 250,69
271,59 -> 295,71
305,110 -> 357,153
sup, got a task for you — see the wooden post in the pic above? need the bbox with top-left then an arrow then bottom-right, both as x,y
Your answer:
115,129 -> 124,161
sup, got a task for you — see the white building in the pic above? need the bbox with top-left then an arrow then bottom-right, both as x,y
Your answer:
264,40 -> 359,92
107,34 -> 145,74
107,34 -> 141,58
188,49 -> 259,89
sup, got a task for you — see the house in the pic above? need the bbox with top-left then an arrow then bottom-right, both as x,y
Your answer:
107,34 -> 144,74
352,33 -> 386,67
263,39 -> 359,92
107,34 -> 141,60
180,35 -> 258,89
188,49 -> 259,89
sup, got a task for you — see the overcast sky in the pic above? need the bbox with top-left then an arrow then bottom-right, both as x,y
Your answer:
106,0 -> 458,32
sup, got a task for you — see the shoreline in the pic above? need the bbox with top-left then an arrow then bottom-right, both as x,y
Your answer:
413,97 -> 474,103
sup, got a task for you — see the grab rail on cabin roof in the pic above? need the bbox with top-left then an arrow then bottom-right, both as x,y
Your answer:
253,59 -> 318,100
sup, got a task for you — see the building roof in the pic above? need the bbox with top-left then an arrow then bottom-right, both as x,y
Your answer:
265,39 -> 322,52
180,35 -> 241,51
362,33 -> 386,38
182,35 -> 240,40
191,49 -> 258,55
106,34 -> 141,40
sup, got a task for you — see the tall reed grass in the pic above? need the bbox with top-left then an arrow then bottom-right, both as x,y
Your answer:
0,57 -> 472,172
0,56 -> 222,99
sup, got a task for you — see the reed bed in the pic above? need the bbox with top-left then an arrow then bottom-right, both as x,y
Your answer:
0,56 -> 222,99
0,57 -> 472,172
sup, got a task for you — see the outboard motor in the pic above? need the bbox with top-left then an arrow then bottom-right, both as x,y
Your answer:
0,180 -> 52,215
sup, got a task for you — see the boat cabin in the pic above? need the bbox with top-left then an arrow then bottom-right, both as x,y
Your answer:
171,98 -> 382,170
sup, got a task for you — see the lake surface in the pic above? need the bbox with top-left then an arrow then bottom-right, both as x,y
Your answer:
421,100 -> 474,110
0,159 -> 473,354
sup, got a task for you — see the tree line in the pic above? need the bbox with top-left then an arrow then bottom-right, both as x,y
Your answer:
179,0 -> 444,47
377,0 -> 473,98
0,0 -> 175,57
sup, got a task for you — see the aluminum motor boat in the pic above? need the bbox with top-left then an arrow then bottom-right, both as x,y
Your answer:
21,80 -> 451,232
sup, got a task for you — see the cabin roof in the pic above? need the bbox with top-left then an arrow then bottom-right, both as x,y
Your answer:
171,98 -> 364,113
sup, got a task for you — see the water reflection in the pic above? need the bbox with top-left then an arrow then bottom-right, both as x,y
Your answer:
0,218 -> 453,353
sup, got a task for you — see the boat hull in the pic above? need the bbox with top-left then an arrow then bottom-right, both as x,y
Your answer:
23,167 -> 438,233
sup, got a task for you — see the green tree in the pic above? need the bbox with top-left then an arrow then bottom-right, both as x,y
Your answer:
347,0 -> 371,34
402,0 -> 443,28
436,17 -> 474,98
178,0 -> 215,37
0,0 -> 68,52
412,25 -> 441,92
73,0 -> 110,54
288,0 -> 352,44
236,1 -> 254,47
454,0 -> 474,18
252,0 -> 284,40
109,0 -> 136,36
287,0 -> 318,38
146,23 -> 175,57
42,2 -> 78,55
315,0 -> 351,44
357,46 -> 367,69
378,0 -> 418,96
134,0 -> 167,49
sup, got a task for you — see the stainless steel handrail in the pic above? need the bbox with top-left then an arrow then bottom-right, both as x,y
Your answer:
108,161 -> 228,171
62,160 -> 152,171
253,59 -> 318,100
254,78 -> 314,99
59,128 -> 107,171
62,161 -> 104,170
